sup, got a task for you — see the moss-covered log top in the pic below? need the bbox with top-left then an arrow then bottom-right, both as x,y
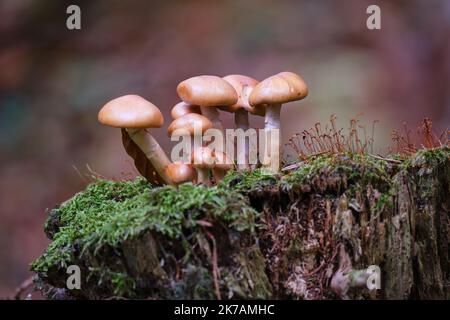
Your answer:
32,147 -> 450,299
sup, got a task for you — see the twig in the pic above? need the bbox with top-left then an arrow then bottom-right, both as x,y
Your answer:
86,163 -> 108,179
281,162 -> 305,172
72,165 -> 88,183
207,232 -> 221,300
369,154 -> 402,164
281,151 -> 330,172
14,276 -> 34,300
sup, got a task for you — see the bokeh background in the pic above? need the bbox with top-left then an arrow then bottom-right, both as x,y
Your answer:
0,0 -> 449,297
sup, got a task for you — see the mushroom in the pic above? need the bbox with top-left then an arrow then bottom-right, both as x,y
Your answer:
249,71 -> 308,172
165,162 -> 196,186
220,75 -> 260,170
192,147 -> 215,186
212,151 -> 234,182
176,75 -> 238,132
168,113 -> 213,163
98,94 -> 172,184
171,101 -> 201,119
168,113 -> 213,137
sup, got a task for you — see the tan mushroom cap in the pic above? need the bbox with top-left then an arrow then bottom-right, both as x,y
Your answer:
249,71 -> 308,107
177,75 -> 238,107
221,74 -> 259,113
192,147 -> 215,169
214,151 -> 234,171
98,95 -> 164,129
165,162 -> 195,185
171,101 -> 201,119
167,113 -> 213,136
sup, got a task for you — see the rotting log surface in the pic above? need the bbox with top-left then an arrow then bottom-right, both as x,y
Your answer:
32,147 -> 450,299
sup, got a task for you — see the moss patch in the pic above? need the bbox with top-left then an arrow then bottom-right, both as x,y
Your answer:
31,179 -> 268,299
282,153 -> 391,188
32,180 -> 259,275
221,168 -> 279,192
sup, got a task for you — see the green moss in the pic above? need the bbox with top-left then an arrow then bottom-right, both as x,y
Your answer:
373,191 -> 395,212
402,146 -> 449,171
110,271 -> 137,297
220,153 -> 391,193
32,179 -> 150,273
221,168 -> 278,191
281,153 -> 391,189
88,267 -> 137,297
282,154 -> 335,186
402,146 -> 450,198
31,179 -> 259,278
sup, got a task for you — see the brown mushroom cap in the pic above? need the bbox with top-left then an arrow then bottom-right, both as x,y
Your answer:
171,101 -> 201,119
177,75 -> 238,107
214,151 -> 233,171
249,71 -> 308,106
221,74 -> 259,113
168,113 -> 213,136
98,95 -> 164,128
165,162 -> 195,185
192,147 -> 215,169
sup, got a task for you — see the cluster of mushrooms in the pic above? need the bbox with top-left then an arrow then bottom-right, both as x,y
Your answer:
98,72 -> 308,186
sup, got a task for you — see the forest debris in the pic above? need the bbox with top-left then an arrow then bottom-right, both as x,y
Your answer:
13,276 -> 34,300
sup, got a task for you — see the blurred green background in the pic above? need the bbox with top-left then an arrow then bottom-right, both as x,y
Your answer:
0,0 -> 449,297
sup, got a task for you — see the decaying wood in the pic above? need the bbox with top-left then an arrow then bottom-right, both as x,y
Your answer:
34,150 -> 450,300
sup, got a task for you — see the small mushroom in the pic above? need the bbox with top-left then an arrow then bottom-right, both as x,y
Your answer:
221,74 -> 260,170
171,101 -> 201,119
176,75 -> 238,132
98,94 -> 172,184
168,113 -> 213,163
212,151 -> 234,182
249,71 -> 308,172
165,162 -> 196,186
168,113 -> 213,137
192,147 -> 215,186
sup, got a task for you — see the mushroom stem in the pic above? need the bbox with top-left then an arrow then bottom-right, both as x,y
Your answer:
201,106 -> 229,156
263,104 -> 282,172
126,128 -> 172,184
212,169 -> 226,182
196,168 -> 212,186
264,104 -> 281,130
200,106 -> 224,132
235,109 -> 250,170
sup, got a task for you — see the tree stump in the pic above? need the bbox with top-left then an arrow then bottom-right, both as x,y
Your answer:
32,147 -> 450,299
